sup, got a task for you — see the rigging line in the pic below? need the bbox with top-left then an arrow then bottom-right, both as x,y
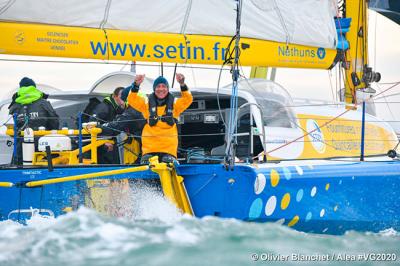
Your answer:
259,108 -> 352,157
79,113 -> 229,138
328,69 -> 336,102
171,64 -> 178,88
119,61 -> 131,72
171,0 -> 193,87
0,0 -> 15,15
180,0 -> 193,35
0,58 -> 231,71
366,81 -> 400,102
340,66 -> 356,104
100,0 -> 113,29
280,110 -> 362,157
378,81 -> 400,85
272,0 -> 290,45
99,0 -> 113,62
225,0 -> 243,163
1,115 -> 12,126
191,64 -> 197,88
259,81 -> 400,156
374,83 -> 396,120
216,63 -> 227,127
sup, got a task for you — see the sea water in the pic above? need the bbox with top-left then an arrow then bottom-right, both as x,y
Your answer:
0,184 -> 399,266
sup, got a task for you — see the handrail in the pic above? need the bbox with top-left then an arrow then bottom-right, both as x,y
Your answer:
0,182 -> 14,187
25,165 -> 149,187
6,127 -> 102,137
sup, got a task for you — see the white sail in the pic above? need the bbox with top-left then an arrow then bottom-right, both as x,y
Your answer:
0,0 -> 337,48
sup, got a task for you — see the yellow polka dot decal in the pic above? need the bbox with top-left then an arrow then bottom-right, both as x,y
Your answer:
288,215 -> 299,227
281,193 -> 291,210
325,183 -> 330,191
270,169 -> 280,187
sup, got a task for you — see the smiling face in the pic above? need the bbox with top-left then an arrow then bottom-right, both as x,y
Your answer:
154,83 -> 169,99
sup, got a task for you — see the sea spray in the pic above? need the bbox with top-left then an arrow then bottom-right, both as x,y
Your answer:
0,209 -> 399,266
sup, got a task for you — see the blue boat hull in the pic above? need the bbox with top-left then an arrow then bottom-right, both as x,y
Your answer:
1,160 -> 399,234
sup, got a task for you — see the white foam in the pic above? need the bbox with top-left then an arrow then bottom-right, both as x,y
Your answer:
129,181 -> 183,223
97,222 -> 130,242
166,224 -> 199,245
378,228 -> 399,237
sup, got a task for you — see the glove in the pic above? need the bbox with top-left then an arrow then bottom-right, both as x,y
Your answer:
180,84 -> 188,92
131,82 -> 140,93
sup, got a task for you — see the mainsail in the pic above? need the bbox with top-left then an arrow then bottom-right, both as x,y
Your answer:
0,0 -> 338,67
0,0 -> 337,48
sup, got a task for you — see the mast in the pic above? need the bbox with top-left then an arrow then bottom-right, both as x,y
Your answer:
225,0 -> 243,168
343,0 -> 381,107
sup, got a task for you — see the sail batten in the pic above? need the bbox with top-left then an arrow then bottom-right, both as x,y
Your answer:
0,0 -> 338,49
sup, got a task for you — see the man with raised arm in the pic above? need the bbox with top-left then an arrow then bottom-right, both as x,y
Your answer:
128,73 -> 193,164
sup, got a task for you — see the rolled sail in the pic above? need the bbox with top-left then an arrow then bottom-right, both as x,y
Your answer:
0,0 -> 337,48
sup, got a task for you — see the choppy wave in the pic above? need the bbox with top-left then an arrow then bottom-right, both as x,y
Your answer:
0,184 -> 399,266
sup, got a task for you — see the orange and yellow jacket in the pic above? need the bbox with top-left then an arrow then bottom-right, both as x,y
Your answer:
128,88 -> 193,157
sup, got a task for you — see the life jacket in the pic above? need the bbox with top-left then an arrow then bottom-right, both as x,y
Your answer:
148,93 -> 176,126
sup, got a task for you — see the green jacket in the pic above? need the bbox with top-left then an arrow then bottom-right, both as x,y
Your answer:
15,85 -> 43,105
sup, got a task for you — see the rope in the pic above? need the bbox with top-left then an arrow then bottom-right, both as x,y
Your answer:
0,58 -> 231,72
255,81 -> 400,158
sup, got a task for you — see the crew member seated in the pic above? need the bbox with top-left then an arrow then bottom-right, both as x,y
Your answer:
87,87 -> 126,124
80,87 -> 125,164
98,89 -> 146,164
8,77 -> 59,164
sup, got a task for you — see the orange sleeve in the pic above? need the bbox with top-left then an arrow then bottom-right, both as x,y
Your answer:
173,90 -> 193,117
127,92 -> 149,119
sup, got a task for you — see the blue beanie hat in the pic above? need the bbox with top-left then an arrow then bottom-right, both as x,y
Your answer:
153,76 -> 169,91
19,77 -> 36,88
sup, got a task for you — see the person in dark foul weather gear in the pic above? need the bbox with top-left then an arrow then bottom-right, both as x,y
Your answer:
8,77 -> 59,164
87,87 -> 126,124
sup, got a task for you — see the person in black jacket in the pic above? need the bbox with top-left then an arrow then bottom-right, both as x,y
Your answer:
89,87 -> 126,124
8,77 -> 59,130
97,87 -> 146,164
8,77 -> 59,164
100,107 -> 146,138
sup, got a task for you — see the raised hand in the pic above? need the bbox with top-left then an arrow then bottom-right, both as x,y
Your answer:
134,74 -> 145,86
176,73 -> 185,86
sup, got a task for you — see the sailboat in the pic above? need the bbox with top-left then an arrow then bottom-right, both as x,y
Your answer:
0,0 -> 399,234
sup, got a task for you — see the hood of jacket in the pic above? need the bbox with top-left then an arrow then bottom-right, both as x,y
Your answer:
15,85 -> 43,105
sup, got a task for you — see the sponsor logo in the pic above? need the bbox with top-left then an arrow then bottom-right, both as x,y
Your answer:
306,119 -> 326,154
15,31 -> 25,45
278,46 -> 326,60
317,47 -> 326,59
